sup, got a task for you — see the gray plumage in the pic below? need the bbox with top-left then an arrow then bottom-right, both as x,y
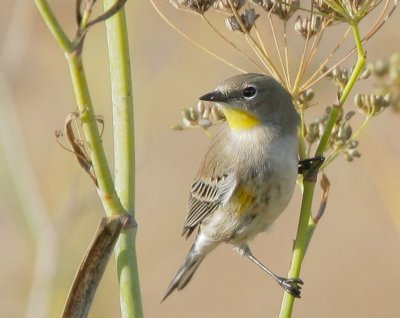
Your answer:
163,74 -> 302,301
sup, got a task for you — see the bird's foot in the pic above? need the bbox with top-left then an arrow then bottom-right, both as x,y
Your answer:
298,156 -> 325,175
276,277 -> 303,298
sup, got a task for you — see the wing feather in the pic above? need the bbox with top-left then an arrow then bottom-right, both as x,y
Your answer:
182,172 -> 236,238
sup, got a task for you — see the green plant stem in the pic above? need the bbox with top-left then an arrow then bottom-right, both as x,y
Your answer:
279,23 -> 366,318
279,180 -> 316,318
316,24 -> 365,156
102,1 -> 143,317
35,1 -> 121,214
65,53 -> 123,213
34,0 -> 72,51
35,1 -> 142,317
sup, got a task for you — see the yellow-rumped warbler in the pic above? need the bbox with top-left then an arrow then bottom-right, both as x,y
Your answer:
163,74 -> 301,301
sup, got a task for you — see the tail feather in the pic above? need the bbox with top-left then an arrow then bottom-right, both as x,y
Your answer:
163,232 -> 219,301
162,253 -> 204,302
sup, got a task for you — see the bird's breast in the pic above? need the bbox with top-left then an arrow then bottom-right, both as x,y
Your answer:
224,130 -> 298,243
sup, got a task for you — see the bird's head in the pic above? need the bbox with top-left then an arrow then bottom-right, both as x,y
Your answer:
199,74 -> 299,133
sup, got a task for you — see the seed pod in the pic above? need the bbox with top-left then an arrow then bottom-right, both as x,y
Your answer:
214,0 -> 245,12
360,68 -> 371,80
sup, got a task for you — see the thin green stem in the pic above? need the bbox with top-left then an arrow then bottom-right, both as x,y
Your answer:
65,53 -> 122,213
35,1 -> 117,202
34,0 -> 72,52
279,180 -> 316,318
340,25 -> 365,105
315,24 -> 365,156
279,23 -> 366,318
103,1 -> 143,317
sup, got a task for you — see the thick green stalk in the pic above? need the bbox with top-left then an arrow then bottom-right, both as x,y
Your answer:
34,1 -> 141,317
279,24 -> 366,318
102,1 -> 143,317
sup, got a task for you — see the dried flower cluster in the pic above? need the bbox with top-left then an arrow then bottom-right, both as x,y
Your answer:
306,107 -> 360,162
251,0 -> 300,20
226,9 -> 260,32
172,101 -> 225,130
294,15 -> 322,38
161,0 -> 397,166
368,53 -> 400,112
322,0 -> 381,22
168,0 -> 215,13
354,92 -> 391,116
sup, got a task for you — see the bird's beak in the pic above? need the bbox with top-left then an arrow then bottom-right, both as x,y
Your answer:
199,90 -> 228,103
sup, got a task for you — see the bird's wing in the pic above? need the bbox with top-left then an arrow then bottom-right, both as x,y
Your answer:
182,171 -> 236,238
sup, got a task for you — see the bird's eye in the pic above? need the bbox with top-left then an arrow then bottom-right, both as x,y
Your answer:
242,86 -> 257,99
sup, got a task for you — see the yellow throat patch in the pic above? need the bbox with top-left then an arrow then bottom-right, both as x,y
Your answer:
221,106 -> 261,130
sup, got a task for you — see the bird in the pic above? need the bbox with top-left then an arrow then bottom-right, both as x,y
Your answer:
163,73 -> 302,301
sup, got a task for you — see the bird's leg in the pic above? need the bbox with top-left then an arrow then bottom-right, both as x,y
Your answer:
237,246 -> 303,298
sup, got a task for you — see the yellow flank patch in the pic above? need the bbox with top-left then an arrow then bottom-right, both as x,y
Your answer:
221,106 -> 261,130
234,187 -> 253,215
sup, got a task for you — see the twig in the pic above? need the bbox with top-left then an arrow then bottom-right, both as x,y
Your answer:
201,15 -> 264,72
150,0 -> 246,73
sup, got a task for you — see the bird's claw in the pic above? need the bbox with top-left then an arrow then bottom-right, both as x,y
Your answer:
277,277 -> 303,298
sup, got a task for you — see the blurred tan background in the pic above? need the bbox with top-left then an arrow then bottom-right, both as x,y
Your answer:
0,1 -> 399,317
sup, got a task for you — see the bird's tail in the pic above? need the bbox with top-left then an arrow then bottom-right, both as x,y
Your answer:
162,234 -> 217,301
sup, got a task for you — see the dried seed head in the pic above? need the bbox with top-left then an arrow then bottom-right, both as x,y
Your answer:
198,118 -> 212,127
345,110 -> 356,121
214,0 -> 245,12
168,0 -> 216,14
297,88 -> 315,104
294,15 -> 322,38
344,149 -> 361,162
370,53 -> 400,113
354,92 -> 392,116
251,0 -> 299,20
348,140 -> 359,149
337,123 -> 352,142
312,0 -> 332,14
360,68 -> 371,80
250,0 -> 274,11
370,59 -> 389,77
226,8 -> 259,32
306,122 -> 320,143
177,101 -> 225,130
321,66 -> 333,80
321,0 -> 380,23
197,100 -> 205,114
324,65 -> 350,88
210,104 -> 225,120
